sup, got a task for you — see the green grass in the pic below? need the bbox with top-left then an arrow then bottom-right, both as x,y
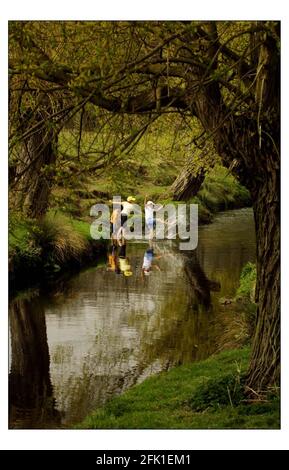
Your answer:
78,348 -> 279,429
70,217 -> 92,241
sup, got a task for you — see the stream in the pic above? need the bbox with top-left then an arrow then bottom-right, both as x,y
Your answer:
9,208 -> 256,429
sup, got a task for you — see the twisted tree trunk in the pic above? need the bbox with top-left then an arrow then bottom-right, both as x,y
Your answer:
171,166 -> 205,201
174,25 -> 280,393
11,92 -> 59,219
246,154 -> 280,391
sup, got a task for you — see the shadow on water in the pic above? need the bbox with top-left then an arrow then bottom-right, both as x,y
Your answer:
182,251 -> 221,310
9,208 -> 256,428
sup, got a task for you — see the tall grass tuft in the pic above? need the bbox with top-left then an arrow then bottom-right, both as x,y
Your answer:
34,213 -> 89,265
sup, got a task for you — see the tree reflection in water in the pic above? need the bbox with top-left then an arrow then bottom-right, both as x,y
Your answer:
9,293 -> 61,429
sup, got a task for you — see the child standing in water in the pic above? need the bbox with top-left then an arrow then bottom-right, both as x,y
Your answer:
110,202 -> 122,240
144,196 -> 163,239
117,196 -> 136,241
141,241 -> 162,277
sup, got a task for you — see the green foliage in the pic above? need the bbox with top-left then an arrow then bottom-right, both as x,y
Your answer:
215,261 -> 257,354
9,214 -> 42,272
233,262 -> 257,338
236,262 -> 256,299
195,166 -> 251,214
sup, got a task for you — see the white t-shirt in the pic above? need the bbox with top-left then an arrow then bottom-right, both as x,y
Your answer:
145,204 -> 155,222
121,201 -> 135,216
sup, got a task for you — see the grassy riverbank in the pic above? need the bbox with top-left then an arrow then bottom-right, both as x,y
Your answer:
78,262 -> 279,430
51,164 -> 251,225
78,348 -> 279,429
9,211 -> 106,289
190,166 -> 251,224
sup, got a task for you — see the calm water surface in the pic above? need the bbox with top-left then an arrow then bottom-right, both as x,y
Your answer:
9,208 -> 256,428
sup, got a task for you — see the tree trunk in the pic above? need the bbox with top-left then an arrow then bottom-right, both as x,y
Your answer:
171,166 -> 205,201
171,116 -> 280,393
246,166 -> 280,392
16,131 -> 57,218
11,92 -> 60,219
215,115 -> 280,393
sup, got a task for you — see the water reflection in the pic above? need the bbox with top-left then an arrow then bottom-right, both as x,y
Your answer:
9,208 -> 256,428
9,294 -> 60,429
182,251 -> 221,309
106,238 -> 162,278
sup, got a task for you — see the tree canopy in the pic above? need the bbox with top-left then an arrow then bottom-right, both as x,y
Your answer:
9,20 -> 279,185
